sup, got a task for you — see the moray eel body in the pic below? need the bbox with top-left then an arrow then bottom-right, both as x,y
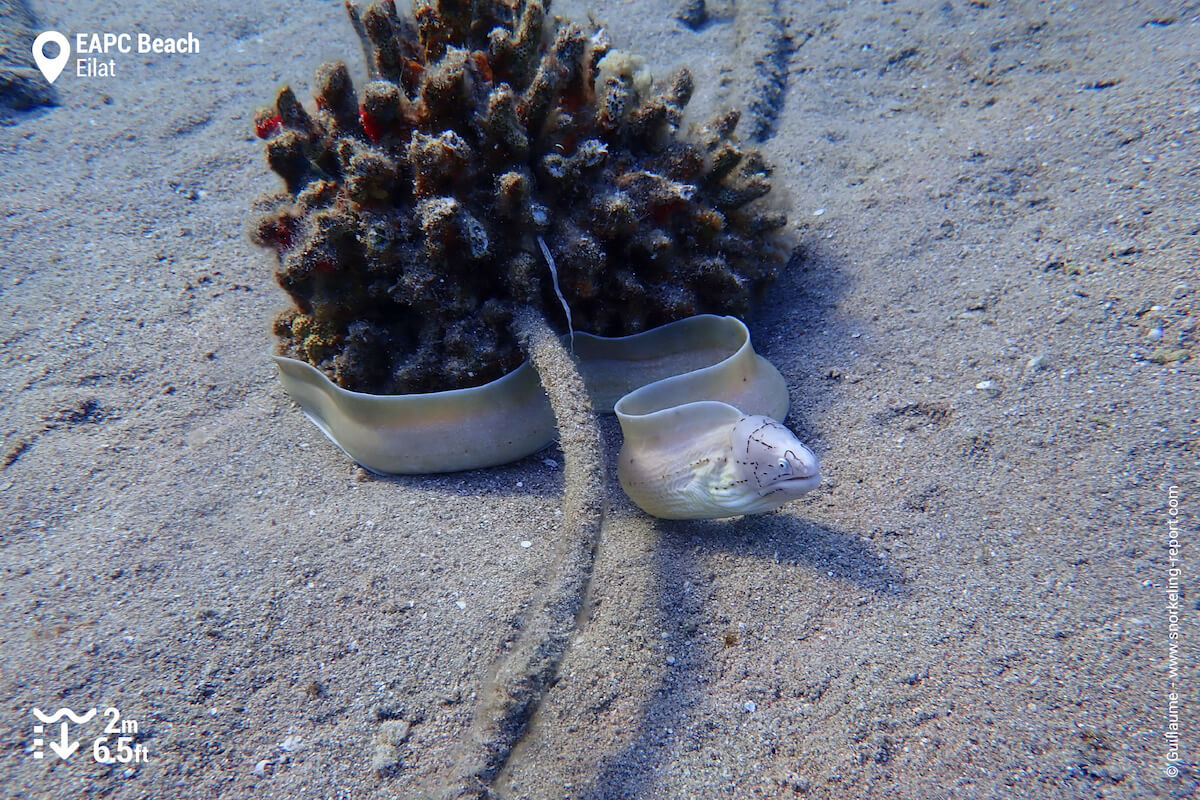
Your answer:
272,357 -> 554,474
597,317 -> 819,519
273,315 -> 821,519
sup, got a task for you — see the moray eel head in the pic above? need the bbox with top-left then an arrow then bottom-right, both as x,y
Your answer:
731,415 -> 821,506
617,408 -> 821,521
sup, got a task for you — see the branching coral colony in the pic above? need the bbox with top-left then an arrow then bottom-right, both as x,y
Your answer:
252,0 -> 790,395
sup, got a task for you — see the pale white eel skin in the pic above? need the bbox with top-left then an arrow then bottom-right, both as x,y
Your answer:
574,316 -> 820,519
272,357 -> 555,474
273,315 -> 820,519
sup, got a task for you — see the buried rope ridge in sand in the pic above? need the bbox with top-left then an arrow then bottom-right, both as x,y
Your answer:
730,0 -> 793,142
435,307 -> 606,799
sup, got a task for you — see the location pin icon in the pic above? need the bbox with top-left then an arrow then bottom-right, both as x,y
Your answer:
32,31 -> 70,84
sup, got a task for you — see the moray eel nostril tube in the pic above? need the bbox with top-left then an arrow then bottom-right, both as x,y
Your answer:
273,314 -> 821,519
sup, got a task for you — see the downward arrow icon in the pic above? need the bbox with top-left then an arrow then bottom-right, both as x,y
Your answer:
48,722 -> 78,760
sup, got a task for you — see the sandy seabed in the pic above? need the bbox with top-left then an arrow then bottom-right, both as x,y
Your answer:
1,1 -> 1197,798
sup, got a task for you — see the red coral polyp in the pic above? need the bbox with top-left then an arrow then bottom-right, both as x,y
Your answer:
254,113 -> 282,139
274,218 -> 296,250
359,107 -> 384,143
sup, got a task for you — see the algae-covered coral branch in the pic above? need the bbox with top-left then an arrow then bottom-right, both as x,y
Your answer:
252,0 -> 791,395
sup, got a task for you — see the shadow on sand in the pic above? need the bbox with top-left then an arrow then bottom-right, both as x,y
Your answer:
585,512 -> 907,799
582,236 -> 876,797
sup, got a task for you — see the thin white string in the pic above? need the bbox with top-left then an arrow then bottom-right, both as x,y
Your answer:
537,234 -> 575,351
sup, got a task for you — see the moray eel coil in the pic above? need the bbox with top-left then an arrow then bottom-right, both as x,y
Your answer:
272,315 -> 820,519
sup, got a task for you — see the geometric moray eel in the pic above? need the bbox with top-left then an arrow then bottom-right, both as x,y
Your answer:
272,315 -> 820,519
